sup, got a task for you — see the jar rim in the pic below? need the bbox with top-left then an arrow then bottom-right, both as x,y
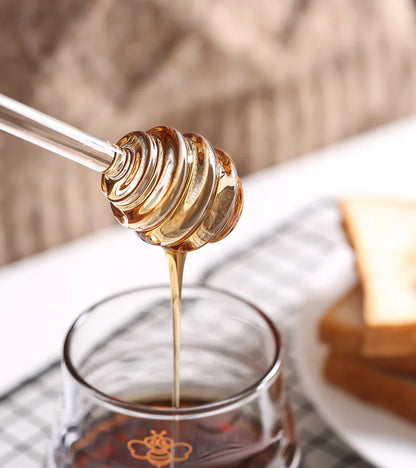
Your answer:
63,285 -> 282,420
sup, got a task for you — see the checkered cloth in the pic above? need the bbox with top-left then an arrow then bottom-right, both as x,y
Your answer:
0,200 -> 373,467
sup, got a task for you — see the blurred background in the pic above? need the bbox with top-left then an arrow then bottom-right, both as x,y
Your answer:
1,0 -> 416,265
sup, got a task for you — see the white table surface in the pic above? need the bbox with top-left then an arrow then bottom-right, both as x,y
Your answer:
1,116 -> 416,395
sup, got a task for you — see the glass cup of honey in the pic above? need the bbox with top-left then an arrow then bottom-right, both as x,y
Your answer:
48,285 -> 300,468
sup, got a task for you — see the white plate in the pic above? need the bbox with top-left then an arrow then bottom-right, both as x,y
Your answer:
293,252 -> 416,468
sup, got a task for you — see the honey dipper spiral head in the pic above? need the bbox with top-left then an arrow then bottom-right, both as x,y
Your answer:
101,126 -> 243,251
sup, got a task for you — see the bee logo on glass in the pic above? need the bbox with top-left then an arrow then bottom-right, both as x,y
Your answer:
127,430 -> 193,467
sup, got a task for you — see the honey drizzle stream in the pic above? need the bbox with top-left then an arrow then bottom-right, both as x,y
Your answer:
165,249 -> 187,408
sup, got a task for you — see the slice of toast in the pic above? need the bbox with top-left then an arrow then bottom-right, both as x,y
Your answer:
319,287 -> 416,374
324,352 -> 416,425
340,198 -> 416,356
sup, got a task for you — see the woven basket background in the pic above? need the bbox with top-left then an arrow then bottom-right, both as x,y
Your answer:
1,0 -> 416,264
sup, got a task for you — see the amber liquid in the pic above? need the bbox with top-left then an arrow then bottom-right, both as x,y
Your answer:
164,249 -> 187,408
62,397 -> 291,468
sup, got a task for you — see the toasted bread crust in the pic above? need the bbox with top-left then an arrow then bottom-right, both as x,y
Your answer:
324,352 -> 416,424
363,324 -> 416,357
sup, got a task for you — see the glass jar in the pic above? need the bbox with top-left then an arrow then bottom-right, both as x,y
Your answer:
48,286 -> 300,468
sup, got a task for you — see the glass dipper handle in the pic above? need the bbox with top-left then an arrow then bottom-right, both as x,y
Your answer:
0,93 -> 121,172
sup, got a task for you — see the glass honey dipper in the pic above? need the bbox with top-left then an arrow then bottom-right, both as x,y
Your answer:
0,94 -> 243,250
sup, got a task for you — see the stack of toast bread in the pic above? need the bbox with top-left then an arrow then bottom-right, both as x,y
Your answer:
319,198 -> 416,424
